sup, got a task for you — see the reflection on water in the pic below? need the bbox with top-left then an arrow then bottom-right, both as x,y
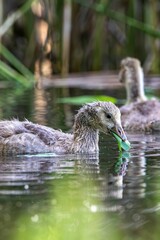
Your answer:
0,133 -> 160,239
0,87 -> 160,239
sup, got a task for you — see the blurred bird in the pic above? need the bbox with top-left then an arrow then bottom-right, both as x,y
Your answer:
119,57 -> 160,131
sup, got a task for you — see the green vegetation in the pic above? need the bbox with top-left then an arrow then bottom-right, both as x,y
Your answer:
112,132 -> 131,152
0,43 -> 34,86
0,0 -> 35,87
57,95 -> 117,104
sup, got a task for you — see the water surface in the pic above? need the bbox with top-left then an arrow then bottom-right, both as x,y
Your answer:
0,86 -> 160,240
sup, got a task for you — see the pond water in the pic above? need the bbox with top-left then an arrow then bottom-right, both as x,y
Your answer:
0,85 -> 160,240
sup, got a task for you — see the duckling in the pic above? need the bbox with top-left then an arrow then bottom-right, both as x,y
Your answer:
119,57 -> 160,131
0,102 -> 127,155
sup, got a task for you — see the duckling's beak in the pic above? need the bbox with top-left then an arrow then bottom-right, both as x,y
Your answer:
110,124 -> 127,142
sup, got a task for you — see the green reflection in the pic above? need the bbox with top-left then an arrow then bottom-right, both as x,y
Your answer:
13,173 -> 124,240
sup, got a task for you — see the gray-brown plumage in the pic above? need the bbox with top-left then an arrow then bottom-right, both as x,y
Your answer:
0,102 -> 127,155
119,57 -> 160,131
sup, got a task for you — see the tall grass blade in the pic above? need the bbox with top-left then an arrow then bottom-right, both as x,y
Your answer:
75,0 -> 160,38
0,61 -> 32,87
0,0 -> 36,37
0,43 -> 34,82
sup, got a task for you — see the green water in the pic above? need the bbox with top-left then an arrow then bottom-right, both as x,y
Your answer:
0,86 -> 160,240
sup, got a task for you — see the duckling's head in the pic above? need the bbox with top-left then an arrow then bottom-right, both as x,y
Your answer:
119,57 -> 147,104
74,101 -> 127,142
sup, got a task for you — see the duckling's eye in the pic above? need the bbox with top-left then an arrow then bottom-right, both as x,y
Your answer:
105,113 -> 111,119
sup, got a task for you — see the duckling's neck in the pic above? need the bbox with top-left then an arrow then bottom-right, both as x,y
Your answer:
72,111 -> 99,153
126,66 -> 147,104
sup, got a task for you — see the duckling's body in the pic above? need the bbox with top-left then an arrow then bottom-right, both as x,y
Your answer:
120,99 -> 160,131
0,120 -> 73,155
119,57 -> 160,131
0,102 -> 127,155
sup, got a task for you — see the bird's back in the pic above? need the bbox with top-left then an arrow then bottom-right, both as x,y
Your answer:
0,120 -> 73,155
120,99 -> 160,131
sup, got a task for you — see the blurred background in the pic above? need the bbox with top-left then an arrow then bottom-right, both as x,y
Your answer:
1,0 -> 160,86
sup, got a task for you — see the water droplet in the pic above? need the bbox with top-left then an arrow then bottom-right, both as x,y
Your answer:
90,205 -> 97,212
24,184 -> 29,190
31,214 -> 39,223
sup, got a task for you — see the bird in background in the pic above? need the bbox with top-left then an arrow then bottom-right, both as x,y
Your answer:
118,57 -> 160,132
